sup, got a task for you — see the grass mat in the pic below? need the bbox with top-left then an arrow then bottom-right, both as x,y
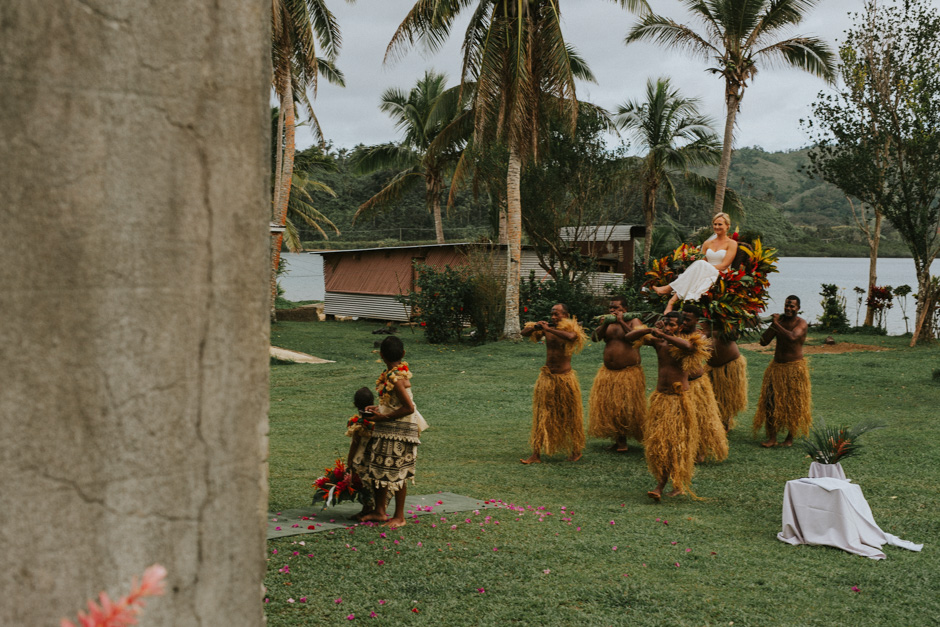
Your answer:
268,492 -> 495,539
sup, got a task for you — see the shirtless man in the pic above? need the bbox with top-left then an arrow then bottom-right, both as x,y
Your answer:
587,297 -> 648,452
639,312 -> 700,500
520,303 -> 587,464
701,319 -> 747,432
680,309 -> 727,464
753,295 -> 812,448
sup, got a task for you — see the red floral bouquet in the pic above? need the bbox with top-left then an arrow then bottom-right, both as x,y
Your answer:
646,239 -> 779,338
345,413 -> 375,439
312,459 -> 364,508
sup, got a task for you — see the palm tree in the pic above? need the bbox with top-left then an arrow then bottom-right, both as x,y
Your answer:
625,0 -> 835,216
616,77 -> 732,265
284,148 -> 340,251
349,71 -> 470,244
270,0 -> 345,317
388,1 -> 644,338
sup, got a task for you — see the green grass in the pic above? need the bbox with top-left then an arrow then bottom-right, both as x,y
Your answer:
266,321 -> 939,626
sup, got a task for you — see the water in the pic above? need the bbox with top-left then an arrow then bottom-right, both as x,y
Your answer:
279,252 -> 934,336
280,253 -> 324,302
768,257 -> 935,336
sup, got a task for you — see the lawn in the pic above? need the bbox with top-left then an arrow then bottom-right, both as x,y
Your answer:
266,320 -> 938,626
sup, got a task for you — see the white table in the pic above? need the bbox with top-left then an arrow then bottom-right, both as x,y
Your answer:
778,476 -> 923,559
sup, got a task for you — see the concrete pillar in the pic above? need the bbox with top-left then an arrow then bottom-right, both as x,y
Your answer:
0,2 -> 270,624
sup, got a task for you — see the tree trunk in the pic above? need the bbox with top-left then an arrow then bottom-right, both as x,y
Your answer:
712,93 -> 739,216
273,106 -> 285,216
910,265 -> 935,346
498,206 -> 508,245
862,211 -> 883,327
503,145 -> 523,339
270,82 -> 296,321
429,174 -> 445,244
643,184 -> 657,267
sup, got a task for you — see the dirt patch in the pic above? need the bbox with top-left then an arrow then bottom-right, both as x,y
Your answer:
276,304 -> 323,322
740,341 -> 891,354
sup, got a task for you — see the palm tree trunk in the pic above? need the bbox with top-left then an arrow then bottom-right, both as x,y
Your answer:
271,81 -> 296,321
643,184 -> 657,267
503,144 -> 523,340
862,211 -> 883,327
429,174 -> 445,244
273,106 -> 285,216
498,207 -> 508,245
712,93 -> 739,215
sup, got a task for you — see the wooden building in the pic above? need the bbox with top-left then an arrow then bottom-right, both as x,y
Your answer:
319,226 -> 643,321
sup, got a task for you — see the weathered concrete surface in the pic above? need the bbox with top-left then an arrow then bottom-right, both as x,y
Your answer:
0,2 -> 270,624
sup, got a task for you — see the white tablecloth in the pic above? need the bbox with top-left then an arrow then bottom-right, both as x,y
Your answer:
778,477 -> 923,559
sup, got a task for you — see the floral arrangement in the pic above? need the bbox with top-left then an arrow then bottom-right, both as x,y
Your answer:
376,362 -> 410,402
312,459 -> 364,508
801,421 -> 884,464
345,413 -> 376,439
61,564 -> 166,627
645,239 -> 779,338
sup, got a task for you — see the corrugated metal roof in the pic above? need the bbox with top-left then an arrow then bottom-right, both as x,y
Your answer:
559,225 -> 642,242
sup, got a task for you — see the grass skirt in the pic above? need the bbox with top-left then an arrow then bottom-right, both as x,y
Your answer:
645,390 -> 698,496
708,355 -> 748,430
587,364 -> 646,442
531,366 -> 585,456
752,359 -> 812,439
689,376 -> 729,462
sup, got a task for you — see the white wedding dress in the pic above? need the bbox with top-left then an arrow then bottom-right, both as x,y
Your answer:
668,248 -> 725,301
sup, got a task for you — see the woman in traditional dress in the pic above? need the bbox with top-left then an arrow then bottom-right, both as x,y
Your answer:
653,213 -> 738,312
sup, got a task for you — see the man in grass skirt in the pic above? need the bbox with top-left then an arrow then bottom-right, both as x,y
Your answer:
701,318 -> 748,432
680,308 -> 728,464
588,297 -> 649,453
753,295 -> 812,448
640,312 -> 701,500
521,303 -> 588,464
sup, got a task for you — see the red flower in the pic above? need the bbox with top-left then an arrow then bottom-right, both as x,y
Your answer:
524,306 -> 529,312
420,322 -> 426,327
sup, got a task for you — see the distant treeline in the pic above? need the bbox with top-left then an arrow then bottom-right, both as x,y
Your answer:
295,144 -> 910,258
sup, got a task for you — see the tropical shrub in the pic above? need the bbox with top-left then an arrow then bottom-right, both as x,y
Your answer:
519,271 -> 603,327
817,284 -> 850,333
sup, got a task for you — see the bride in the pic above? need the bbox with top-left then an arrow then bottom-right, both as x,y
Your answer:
652,212 -> 738,312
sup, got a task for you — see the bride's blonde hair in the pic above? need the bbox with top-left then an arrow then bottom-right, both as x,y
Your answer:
712,212 -> 731,227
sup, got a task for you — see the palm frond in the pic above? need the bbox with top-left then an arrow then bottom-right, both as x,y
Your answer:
800,420 -> 885,464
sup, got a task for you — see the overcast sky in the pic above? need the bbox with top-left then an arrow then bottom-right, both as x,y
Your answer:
298,0 -> 938,154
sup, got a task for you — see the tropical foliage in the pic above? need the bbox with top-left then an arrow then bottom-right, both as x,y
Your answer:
350,71 -> 471,244
626,0 -> 835,216
615,76 -> 732,264
802,0 -> 940,344
645,239 -> 779,338
801,421 -> 884,465
270,0 -> 345,316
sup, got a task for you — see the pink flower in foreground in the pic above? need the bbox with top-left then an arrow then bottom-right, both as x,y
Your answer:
299,597 -> 307,603
378,600 -> 387,605
851,586 -> 860,592
335,598 -> 343,604
675,562 -> 680,567
377,560 -> 385,565
369,611 -> 377,618
477,588 -> 485,593
287,598 -> 295,604
346,613 -> 355,620
61,564 -> 167,627
543,569 -> 551,574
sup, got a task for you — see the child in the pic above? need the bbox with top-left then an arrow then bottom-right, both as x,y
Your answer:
360,336 -> 423,529
346,386 -> 377,519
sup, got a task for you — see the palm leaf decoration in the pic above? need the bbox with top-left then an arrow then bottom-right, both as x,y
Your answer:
801,421 -> 885,464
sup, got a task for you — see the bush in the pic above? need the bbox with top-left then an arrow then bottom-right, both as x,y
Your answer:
816,284 -> 850,333
519,271 -> 604,326
400,264 -> 473,344
400,257 -> 505,344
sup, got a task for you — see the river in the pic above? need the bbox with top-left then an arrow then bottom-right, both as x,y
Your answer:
280,252 -> 934,336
